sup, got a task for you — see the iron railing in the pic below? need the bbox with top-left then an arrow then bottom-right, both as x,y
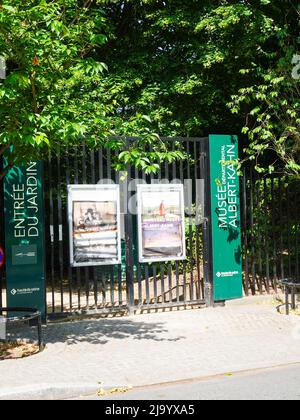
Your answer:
1,143 -> 299,318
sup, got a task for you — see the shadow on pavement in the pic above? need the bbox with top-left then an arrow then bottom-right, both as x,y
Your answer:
42,318 -> 186,346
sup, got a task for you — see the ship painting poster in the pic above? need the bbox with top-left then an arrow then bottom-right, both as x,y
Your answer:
68,185 -> 121,267
137,184 -> 186,263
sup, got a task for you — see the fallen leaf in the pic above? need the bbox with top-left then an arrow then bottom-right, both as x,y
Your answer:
97,386 -> 133,397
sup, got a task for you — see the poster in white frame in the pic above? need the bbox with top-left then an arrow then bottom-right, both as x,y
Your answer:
68,185 -> 121,267
137,184 -> 186,263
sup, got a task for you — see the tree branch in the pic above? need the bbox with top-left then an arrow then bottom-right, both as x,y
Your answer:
0,161 -> 15,181
30,71 -> 38,114
0,144 -> 9,157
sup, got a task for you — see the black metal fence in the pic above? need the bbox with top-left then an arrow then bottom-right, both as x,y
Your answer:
241,167 -> 300,295
42,137 -> 211,317
1,143 -> 300,318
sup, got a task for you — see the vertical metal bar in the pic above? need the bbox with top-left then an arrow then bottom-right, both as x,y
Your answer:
90,150 -> 98,308
137,264 -> 142,305
160,263 -> 165,304
256,177 -> 263,294
202,217 -> 212,305
145,264 -> 150,305
279,177 -> 285,280
172,141 -> 177,181
93,267 -> 98,309
194,141 -> 202,299
82,143 -> 87,184
74,146 -> 79,184
98,147 -> 104,181
264,178 -> 270,294
118,265 -> 123,306
74,146 -> 81,310
250,167 -> 256,294
175,262 -> 180,303
153,264 -> 158,304
76,268 -> 81,310
242,167 -> 249,295
0,162 -> 4,309
57,151 -> 64,312
107,148 -> 112,181
82,144 -> 90,309
110,269 -> 115,307
186,141 -> 194,300
287,182 -> 292,278
48,152 -> 55,312
203,137 -> 213,306
181,142 -> 188,303
101,271 -> 106,306
163,146 -> 173,303
66,149 -> 73,311
199,143 -> 205,299
285,286 -> 290,315
90,150 -> 95,184
271,178 -> 278,292
168,263 -> 173,303
295,207 -> 299,281
292,286 -> 296,310
125,151 -> 135,311
183,261 -> 187,303
37,314 -> 43,351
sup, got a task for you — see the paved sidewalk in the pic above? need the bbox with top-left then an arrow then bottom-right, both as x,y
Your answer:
1,295 -> 300,399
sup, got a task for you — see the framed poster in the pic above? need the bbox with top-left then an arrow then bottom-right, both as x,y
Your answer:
68,185 -> 121,267
137,184 -> 186,263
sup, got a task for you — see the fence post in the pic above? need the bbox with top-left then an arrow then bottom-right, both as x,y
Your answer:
202,140 -> 214,307
0,158 -> 4,311
124,142 -> 135,314
203,217 -> 213,307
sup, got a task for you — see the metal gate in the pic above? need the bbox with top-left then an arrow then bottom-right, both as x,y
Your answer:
43,137 -> 212,318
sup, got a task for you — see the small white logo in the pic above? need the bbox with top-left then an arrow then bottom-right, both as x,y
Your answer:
216,271 -> 239,278
10,289 -> 17,296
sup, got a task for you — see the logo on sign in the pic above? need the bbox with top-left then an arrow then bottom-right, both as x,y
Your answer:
216,271 -> 239,278
10,287 -> 40,296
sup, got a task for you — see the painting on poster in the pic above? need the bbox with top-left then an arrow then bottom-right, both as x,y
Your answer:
68,185 -> 121,267
137,184 -> 186,263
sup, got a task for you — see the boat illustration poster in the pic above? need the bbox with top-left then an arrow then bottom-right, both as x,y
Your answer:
137,185 -> 186,263
68,185 -> 121,266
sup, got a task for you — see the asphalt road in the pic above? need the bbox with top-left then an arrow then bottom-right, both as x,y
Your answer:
78,363 -> 300,401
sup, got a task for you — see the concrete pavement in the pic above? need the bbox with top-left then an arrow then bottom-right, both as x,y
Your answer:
0,295 -> 300,400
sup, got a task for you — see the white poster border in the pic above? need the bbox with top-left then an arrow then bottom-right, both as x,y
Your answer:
137,184 -> 186,263
68,185 -> 122,267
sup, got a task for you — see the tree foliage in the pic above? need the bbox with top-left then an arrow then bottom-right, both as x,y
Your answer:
98,0 -> 299,175
0,0 -> 299,178
0,0 -> 183,179
0,0 -> 112,178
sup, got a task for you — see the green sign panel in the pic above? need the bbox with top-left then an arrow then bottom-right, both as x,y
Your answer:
209,135 -> 243,301
4,161 -> 46,316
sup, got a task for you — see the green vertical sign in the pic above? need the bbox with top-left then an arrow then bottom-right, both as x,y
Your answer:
4,161 -> 46,316
209,135 -> 243,301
